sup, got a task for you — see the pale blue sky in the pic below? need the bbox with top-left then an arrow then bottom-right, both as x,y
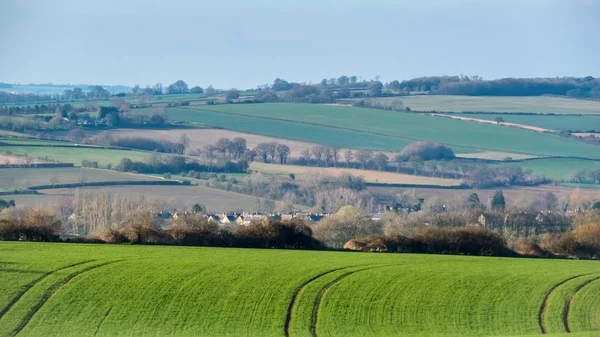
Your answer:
0,0 -> 598,89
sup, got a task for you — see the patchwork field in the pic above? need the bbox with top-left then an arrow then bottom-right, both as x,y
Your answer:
367,95 -> 600,114
0,143 -> 149,167
105,128 -> 320,157
367,185 -> 600,207
460,114 -> 600,132
249,162 -> 463,186
9,184 -> 279,212
1,243 -> 600,337
509,159 -> 600,180
0,167 -> 157,190
160,104 -> 600,159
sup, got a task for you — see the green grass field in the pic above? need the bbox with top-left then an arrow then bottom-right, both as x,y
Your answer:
1,243 -> 599,337
460,114 -> 600,132
0,167 -> 157,190
511,159 -> 600,180
0,144 -> 149,167
160,104 -> 600,159
8,184 -> 272,212
368,96 -> 600,114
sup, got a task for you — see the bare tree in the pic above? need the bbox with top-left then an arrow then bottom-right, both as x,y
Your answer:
275,144 -> 291,164
344,149 -> 353,168
301,149 -> 311,166
356,150 -> 372,170
323,147 -> 333,167
254,143 -> 270,163
373,153 -> 388,171
331,147 -> 340,167
311,146 -> 326,166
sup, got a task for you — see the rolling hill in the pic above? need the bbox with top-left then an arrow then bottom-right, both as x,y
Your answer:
1,243 -> 599,337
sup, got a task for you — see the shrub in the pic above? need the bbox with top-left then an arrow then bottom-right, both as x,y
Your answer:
396,142 -> 455,161
98,229 -> 127,243
234,218 -> 322,249
414,226 -> 511,256
163,173 -> 172,179
0,209 -> 61,241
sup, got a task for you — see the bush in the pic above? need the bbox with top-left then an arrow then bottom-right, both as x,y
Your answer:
396,142 -> 455,161
234,218 -> 322,249
98,229 -> 127,243
163,173 -> 172,179
414,226 -> 511,256
0,209 -> 61,241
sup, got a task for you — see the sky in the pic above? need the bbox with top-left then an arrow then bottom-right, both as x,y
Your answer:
0,0 -> 599,89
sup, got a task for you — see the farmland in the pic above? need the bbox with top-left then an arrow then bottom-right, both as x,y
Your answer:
0,142 -> 149,167
507,159 -> 600,180
367,185 -> 600,208
366,95 -> 600,114
458,114 -> 600,132
1,242 -> 600,337
0,167 -> 157,190
160,104 -> 600,159
8,185 -> 272,212
249,162 -> 463,186
105,128 -> 320,157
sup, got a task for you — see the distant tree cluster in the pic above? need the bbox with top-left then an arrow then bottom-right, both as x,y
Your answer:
114,154 -> 248,175
389,75 -> 600,98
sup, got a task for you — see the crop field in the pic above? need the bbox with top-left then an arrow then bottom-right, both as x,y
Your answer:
459,114 -> 600,132
1,243 -> 600,337
367,185 -> 600,207
161,104 -> 600,159
9,184 -> 275,212
154,107 -> 417,153
504,159 -> 600,180
249,162 -> 463,186
366,95 -> 600,114
0,167 -> 157,191
105,128 -> 321,157
0,144 -> 149,167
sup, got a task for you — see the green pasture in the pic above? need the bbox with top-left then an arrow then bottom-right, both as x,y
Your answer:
1,243 -> 599,337
151,107 -> 416,152
368,95 -> 600,114
0,167 -> 156,190
512,159 -> 600,180
460,114 -> 600,132
0,144 -> 149,167
166,104 -> 600,159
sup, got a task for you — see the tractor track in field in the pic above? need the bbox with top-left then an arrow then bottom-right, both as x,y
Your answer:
310,265 -> 391,337
10,260 -> 123,337
93,306 -> 113,336
0,260 -> 96,320
562,276 -> 600,333
283,265 -> 359,337
538,274 -> 590,334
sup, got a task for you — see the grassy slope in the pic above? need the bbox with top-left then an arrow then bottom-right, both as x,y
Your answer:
170,104 -> 600,159
8,185 -> 270,212
512,159 -> 600,179
1,243 -> 600,337
0,167 -> 157,190
461,114 -> 600,132
249,162 -> 462,186
374,96 -> 600,114
0,145 -> 149,166
160,107 -> 415,152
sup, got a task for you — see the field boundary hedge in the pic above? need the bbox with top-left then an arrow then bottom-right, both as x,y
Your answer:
364,182 -> 470,189
0,163 -> 74,168
27,180 -> 188,191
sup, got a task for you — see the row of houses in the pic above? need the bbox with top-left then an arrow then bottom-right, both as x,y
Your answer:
158,211 -> 385,226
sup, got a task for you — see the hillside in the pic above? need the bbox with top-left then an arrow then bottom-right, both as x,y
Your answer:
158,104 -> 600,159
1,243 -> 599,337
